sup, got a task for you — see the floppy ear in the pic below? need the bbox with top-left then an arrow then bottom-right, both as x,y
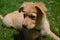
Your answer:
35,2 -> 47,28
35,6 -> 44,28
19,2 -> 26,12
35,2 -> 47,14
19,7 -> 24,12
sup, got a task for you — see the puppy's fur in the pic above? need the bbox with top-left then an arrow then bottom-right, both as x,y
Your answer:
0,11 -> 24,29
0,11 -> 34,40
19,2 -> 60,40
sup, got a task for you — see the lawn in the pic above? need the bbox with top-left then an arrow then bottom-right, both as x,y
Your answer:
0,0 -> 60,40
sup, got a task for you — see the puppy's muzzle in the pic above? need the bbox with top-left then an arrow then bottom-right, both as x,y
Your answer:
22,24 -> 27,29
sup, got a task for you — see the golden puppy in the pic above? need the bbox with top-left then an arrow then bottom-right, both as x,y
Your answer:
19,2 -> 60,40
0,11 -> 24,29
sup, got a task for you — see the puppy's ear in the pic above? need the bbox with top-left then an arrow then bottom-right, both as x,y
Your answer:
35,2 -> 47,28
19,7 -> 24,12
35,2 -> 47,14
35,6 -> 43,27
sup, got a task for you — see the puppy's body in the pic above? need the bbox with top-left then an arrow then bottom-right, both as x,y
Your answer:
0,11 -> 24,29
19,2 -> 60,40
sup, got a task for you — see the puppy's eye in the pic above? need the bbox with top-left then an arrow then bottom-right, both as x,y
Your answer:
24,14 -> 27,18
29,16 -> 36,20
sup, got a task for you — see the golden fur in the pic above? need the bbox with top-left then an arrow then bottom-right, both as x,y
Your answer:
19,2 -> 60,40
0,11 -> 24,29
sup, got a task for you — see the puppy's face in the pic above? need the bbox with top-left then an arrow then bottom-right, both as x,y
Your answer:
19,2 -> 47,29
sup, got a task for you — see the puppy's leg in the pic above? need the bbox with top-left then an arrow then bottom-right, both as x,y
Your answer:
40,18 -> 60,40
48,31 -> 60,40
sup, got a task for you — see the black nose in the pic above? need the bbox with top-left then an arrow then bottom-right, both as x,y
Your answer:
22,24 -> 27,28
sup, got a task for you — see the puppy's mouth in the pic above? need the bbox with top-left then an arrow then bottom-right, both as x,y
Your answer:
22,24 -> 27,29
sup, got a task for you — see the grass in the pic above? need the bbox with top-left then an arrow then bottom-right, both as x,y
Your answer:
0,0 -> 60,40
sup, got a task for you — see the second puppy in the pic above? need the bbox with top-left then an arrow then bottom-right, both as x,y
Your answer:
0,11 -> 24,29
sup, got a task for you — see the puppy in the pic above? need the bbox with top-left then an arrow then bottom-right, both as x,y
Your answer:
0,11 -> 24,29
19,2 -> 60,40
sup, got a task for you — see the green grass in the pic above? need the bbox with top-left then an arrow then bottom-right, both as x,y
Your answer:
0,0 -> 60,40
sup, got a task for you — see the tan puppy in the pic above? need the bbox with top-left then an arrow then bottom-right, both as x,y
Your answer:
19,2 -> 60,40
0,11 -> 24,29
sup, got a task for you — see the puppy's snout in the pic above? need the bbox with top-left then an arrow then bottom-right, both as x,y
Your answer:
22,24 -> 27,28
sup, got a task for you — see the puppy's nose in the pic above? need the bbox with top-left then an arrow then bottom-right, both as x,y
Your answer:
22,24 -> 27,28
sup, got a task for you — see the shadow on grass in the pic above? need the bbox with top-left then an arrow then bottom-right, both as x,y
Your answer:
12,30 -> 48,40
12,29 -> 34,40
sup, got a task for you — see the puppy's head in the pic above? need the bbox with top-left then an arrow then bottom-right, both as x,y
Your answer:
19,2 -> 47,29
